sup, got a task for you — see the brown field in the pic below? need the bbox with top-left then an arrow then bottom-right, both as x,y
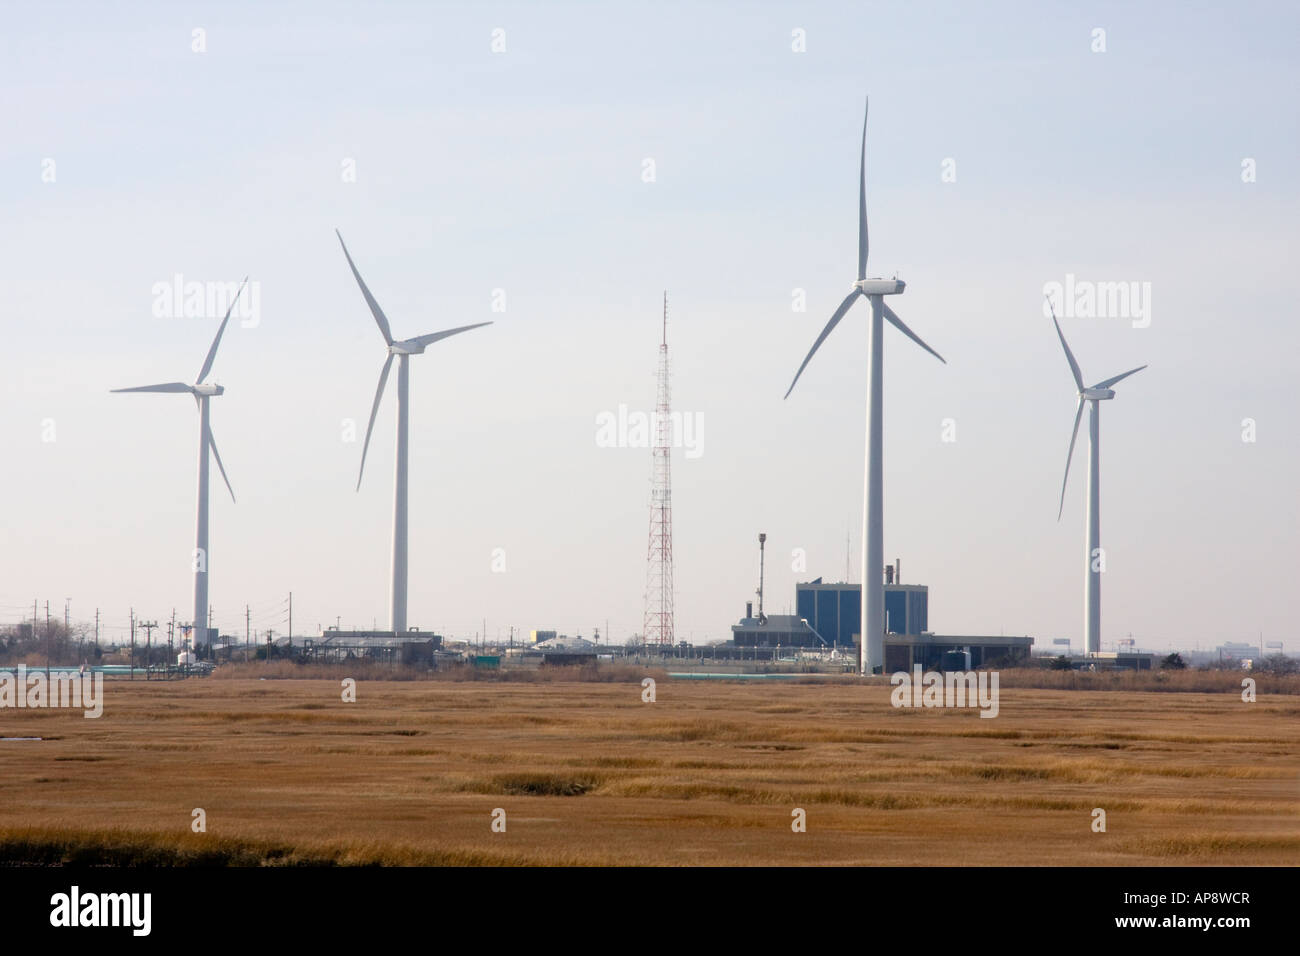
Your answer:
1,675 -> 1297,865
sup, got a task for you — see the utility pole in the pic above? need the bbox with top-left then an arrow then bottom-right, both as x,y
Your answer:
170,609 -> 176,677
129,608 -> 135,679
45,600 -> 51,678
95,608 -> 100,649
288,591 -> 292,647
246,605 -> 251,663
64,598 -> 70,633
266,629 -> 274,664
138,621 -> 158,679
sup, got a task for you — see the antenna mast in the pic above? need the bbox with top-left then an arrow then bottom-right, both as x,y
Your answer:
643,291 -> 675,649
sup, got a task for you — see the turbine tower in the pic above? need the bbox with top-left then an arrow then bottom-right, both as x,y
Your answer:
784,98 -> 946,676
1049,301 -> 1146,656
643,292 -> 675,649
112,279 -> 248,650
337,230 -> 492,634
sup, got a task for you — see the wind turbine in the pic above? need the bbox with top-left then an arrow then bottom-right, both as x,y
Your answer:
112,278 -> 248,650
1048,300 -> 1146,656
336,230 -> 491,634
784,98 -> 946,676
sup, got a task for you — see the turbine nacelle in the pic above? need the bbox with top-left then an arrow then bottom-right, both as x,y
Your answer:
193,383 -> 225,397
388,338 -> 427,356
854,278 -> 905,295
1081,387 -> 1115,401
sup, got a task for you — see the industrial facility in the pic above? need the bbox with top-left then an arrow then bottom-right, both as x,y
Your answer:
729,535 -> 1033,669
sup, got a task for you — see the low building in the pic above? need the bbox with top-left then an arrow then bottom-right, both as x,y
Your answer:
731,610 -> 822,648
301,629 -> 442,664
527,635 -> 599,665
883,634 -> 1034,671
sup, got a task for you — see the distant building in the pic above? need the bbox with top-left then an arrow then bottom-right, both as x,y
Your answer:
529,630 -> 558,645
796,578 -> 928,645
528,635 -> 598,665
730,574 -> 1033,669
303,629 -> 442,664
884,634 -> 1033,671
731,613 -> 821,648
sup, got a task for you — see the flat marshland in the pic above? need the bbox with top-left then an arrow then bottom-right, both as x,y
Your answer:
1,675 -> 1296,865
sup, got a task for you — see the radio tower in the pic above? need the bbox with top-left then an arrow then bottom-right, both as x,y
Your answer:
643,292 -> 675,648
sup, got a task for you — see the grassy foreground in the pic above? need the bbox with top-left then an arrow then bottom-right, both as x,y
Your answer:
0,677 -> 1295,865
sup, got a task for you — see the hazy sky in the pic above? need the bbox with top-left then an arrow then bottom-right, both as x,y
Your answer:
2,1 -> 1296,652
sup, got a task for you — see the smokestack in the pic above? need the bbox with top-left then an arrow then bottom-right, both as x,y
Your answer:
746,601 -> 753,620
757,533 -> 767,622
896,558 -> 901,584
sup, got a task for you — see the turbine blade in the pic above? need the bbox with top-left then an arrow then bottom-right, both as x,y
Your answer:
784,291 -> 862,400
858,96 -> 869,282
407,321 -> 493,350
1092,364 -> 1147,390
1047,299 -> 1085,392
357,353 -> 394,491
1058,398 -> 1085,521
208,426 -> 236,504
196,277 -> 248,384
336,230 -> 394,346
110,382 -> 194,394
882,303 -> 946,364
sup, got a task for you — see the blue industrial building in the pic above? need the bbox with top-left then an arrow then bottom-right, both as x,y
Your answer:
796,578 -> 927,646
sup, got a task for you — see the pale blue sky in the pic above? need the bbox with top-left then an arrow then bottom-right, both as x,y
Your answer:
1,1 -> 1296,650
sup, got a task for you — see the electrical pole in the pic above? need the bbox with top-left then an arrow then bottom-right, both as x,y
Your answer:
130,608 -> 135,679
45,600 -> 51,678
138,621 -> 158,679
288,591 -> 293,647
95,607 -> 99,649
246,605 -> 251,663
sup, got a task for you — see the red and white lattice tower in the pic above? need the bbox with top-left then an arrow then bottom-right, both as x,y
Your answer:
643,292 -> 675,648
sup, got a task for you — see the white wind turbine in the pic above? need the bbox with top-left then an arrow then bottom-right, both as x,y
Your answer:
112,279 -> 248,650
336,230 -> 491,634
784,98 -> 946,676
1049,300 -> 1146,656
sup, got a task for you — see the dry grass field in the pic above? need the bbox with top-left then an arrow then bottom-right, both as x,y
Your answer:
1,674 -> 1296,865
